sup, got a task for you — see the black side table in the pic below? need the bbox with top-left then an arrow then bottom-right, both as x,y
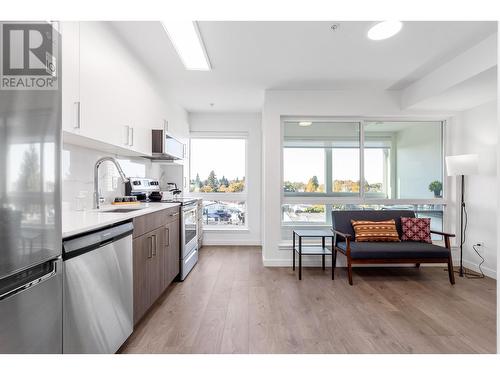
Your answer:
292,229 -> 335,280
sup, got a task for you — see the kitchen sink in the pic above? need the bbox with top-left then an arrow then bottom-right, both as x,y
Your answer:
101,208 -> 144,213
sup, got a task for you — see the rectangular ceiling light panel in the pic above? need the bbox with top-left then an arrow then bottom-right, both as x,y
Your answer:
163,20 -> 210,71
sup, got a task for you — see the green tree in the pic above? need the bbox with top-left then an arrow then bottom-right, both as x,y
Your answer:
17,145 -> 40,192
284,181 -> 296,192
305,176 -> 319,192
207,170 -> 218,190
194,173 -> 202,189
220,175 -> 229,187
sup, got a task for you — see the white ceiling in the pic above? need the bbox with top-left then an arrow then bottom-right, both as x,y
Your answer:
410,66 -> 497,111
112,21 -> 497,113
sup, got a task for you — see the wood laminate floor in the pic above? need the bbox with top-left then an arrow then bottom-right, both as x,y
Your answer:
121,246 -> 497,354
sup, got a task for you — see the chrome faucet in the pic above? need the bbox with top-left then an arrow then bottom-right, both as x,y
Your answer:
94,157 -> 129,209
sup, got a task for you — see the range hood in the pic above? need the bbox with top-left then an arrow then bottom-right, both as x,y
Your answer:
148,129 -> 185,161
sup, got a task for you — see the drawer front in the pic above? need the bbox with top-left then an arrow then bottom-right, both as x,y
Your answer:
133,206 -> 180,238
164,206 -> 180,225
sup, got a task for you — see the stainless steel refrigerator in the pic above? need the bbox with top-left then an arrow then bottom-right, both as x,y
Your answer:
0,22 -> 62,353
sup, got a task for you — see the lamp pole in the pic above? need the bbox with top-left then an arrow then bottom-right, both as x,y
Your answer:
459,174 -> 465,277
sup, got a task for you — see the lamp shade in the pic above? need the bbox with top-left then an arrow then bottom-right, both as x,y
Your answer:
445,154 -> 479,176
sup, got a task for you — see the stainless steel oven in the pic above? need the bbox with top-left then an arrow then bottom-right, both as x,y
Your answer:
180,202 -> 198,280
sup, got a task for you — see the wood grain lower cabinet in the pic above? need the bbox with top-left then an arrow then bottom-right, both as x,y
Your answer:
132,234 -> 150,324
163,218 -> 180,288
148,227 -> 164,305
133,207 -> 180,325
132,227 -> 163,324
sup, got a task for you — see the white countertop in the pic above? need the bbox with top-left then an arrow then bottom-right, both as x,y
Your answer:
62,202 -> 181,238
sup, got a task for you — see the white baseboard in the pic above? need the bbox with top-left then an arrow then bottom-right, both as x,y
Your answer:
201,239 -> 262,246
462,259 -> 497,279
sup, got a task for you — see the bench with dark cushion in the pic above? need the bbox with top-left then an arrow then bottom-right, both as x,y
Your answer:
331,210 -> 455,285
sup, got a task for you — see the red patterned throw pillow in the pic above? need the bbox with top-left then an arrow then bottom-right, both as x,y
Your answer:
401,217 -> 432,243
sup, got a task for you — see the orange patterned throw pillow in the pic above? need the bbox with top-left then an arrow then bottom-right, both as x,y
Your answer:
351,219 -> 401,242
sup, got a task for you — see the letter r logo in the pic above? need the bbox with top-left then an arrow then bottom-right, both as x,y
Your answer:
2,23 -> 53,76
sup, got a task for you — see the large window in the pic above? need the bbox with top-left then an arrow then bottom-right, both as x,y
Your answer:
364,121 -> 443,199
190,138 -> 246,193
332,148 -> 360,193
283,121 -> 361,196
282,120 -> 445,228
190,137 -> 247,227
283,148 -> 325,193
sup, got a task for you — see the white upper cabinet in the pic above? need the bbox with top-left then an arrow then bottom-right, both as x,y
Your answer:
79,22 -> 151,155
60,22 -> 190,159
61,21 -> 188,157
60,22 -> 80,134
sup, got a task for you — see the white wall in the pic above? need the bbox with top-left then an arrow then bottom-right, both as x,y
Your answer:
188,113 -> 262,246
62,143 -> 179,210
447,100 -> 498,278
262,89 -> 457,266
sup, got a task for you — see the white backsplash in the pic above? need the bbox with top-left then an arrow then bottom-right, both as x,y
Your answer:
62,143 -> 178,210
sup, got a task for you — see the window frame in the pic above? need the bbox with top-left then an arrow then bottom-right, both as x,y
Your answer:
283,122 -> 362,198
189,132 -> 249,229
280,117 -> 447,227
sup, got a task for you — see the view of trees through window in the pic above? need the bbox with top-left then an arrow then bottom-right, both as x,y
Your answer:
191,171 -> 245,193
190,137 -> 247,227
283,147 -> 325,193
283,121 -> 442,199
190,138 -> 246,193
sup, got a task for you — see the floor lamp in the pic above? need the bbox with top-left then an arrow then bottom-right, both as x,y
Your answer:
445,154 -> 479,277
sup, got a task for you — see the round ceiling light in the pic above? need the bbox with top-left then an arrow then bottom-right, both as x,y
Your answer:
299,121 -> 312,127
367,21 -> 403,41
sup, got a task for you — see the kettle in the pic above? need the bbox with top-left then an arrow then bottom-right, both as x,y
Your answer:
167,182 -> 182,196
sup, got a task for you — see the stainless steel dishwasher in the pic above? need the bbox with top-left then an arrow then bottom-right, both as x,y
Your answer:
62,221 -> 133,354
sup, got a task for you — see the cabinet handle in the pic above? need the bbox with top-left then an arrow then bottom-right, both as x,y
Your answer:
169,212 -> 179,217
148,236 -> 153,258
73,102 -> 81,129
165,227 -> 170,247
124,125 -> 130,146
130,127 -> 134,147
152,234 -> 157,256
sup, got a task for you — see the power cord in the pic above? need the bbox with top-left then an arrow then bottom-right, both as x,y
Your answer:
463,244 -> 485,279
447,202 -> 485,278
458,203 -> 485,279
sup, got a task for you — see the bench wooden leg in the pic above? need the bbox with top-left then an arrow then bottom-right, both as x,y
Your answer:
347,260 -> 353,285
332,249 -> 337,280
298,237 -> 302,280
448,257 -> 455,285
322,237 -> 325,270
